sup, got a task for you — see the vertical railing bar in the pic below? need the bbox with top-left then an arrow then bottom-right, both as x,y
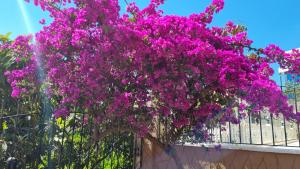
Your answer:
0,96 -> 3,144
238,121 -> 242,144
133,134 -> 137,169
259,111 -> 263,145
43,98 -> 53,169
0,96 -> 4,139
15,101 -> 20,129
58,118 -> 66,168
37,95 -> 44,166
41,94 -> 54,169
77,111 -> 86,168
228,122 -> 232,143
165,118 -> 168,143
248,112 -> 252,144
297,119 -> 300,147
293,81 -> 300,147
30,96 -> 36,168
47,116 -> 55,169
116,132 -> 120,169
283,118 -> 288,146
68,113 -> 77,169
210,128 -> 213,143
121,134 -> 126,169
270,113 -> 275,146
86,116 -> 94,169
98,139 -> 102,169
156,116 -> 160,140
102,138 -> 105,169
95,141 -> 100,169
128,134 -> 131,168
140,138 -> 143,168
123,133 -> 127,168
110,133 -> 114,169
130,133 -> 134,169
158,116 -> 161,141
219,123 -> 222,143
1,97 -> 4,115
280,74 -> 288,146
238,103 -> 242,144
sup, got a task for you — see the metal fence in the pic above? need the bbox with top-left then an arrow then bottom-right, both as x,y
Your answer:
214,73 -> 300,147
0,95 -> 142,169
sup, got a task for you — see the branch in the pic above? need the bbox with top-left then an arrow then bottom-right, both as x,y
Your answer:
124,0 -> 129,5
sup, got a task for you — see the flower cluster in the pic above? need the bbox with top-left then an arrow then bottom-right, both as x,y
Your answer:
2,0 -> 299,140
3,35 -> 37,98
263,44 -> 300,74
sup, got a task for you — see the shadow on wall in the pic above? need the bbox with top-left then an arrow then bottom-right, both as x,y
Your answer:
141,139 -> 300,169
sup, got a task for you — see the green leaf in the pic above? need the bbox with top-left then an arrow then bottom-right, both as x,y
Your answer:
2,121 -> 8,130
0,32 -> 12,43
56,117 -> 65,129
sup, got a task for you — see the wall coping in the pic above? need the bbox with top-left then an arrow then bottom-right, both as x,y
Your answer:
180,143 -> 300,155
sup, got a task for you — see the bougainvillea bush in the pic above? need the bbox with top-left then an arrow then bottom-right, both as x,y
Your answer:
3,0 -> 300,145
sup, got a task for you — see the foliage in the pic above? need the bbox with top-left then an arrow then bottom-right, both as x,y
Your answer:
2,0 -> 300,147
0,33 -> 40,168
0,34 -> 133,168
0,33 -> 14,98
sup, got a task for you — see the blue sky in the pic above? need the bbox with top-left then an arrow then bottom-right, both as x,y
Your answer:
1,0 -> 300,84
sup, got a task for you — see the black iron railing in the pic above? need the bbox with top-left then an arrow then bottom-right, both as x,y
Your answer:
216,74 -> 300,147
0,97 -> 142,169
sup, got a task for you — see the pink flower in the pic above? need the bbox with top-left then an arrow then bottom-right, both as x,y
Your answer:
39,19 -> 46,25
11,88 -> 21,98
54,107 -> 69,119
15,57 -> 21,62
239,103 -> 246,111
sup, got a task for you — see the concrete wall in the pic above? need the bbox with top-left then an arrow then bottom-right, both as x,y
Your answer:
141,139 -> 300,169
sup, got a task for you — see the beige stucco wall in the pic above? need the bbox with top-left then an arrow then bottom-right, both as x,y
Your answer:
141,139 -> 300,169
